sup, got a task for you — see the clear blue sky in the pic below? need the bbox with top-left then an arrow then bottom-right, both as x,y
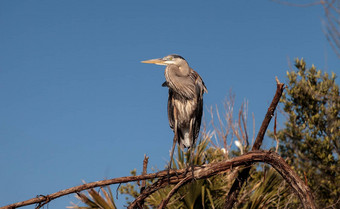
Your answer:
0,0 -> 339,208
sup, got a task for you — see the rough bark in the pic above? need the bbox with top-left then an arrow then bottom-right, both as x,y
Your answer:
130,151 -> 316,209
1,151 -> 315,209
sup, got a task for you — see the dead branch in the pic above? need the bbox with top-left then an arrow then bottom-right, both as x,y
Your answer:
1,169 -> 175,209
138,155 -> 149,208
129,150 -> 315,209
1,150 -> 315,209
224,79 -> 285,209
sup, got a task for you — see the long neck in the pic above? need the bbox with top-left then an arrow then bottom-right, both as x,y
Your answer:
165,64 -> 190,80
165,64 -> 195,99
178,62 -> 190,76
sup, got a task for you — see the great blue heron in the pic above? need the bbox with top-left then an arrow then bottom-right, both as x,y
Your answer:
142,54 -> 207,171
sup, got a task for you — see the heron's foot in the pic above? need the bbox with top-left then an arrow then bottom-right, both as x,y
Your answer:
166,166 -> 179,182
166,167 -> 180,184
184,164 -> 197,181
190,164 -> 197,181
184,164 -> 196,181
166,166 -> 171,184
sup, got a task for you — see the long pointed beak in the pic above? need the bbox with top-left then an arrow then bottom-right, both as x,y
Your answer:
141,58 -> 167,65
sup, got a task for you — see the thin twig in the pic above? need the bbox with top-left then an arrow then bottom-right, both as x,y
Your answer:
274,112 -> 279,152
141,155 -> 149,189
251,112 -> 255,147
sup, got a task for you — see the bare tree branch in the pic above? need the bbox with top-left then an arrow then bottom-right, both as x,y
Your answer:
224,79 -> 285,209
130,150 -> 315,209
138,154 -> 149,208
1,150 -> 316,209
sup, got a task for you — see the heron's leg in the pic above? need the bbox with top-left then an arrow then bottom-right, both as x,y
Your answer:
167,119 -> 178,181
189,139 -> 196,180
185,119 -> 196,179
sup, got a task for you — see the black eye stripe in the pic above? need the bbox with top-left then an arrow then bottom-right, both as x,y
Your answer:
163,54 -> 186,61
171,54 -> 185,60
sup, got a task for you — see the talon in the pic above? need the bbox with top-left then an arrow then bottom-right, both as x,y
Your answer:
191,164 -> 197,181
166,167 -> 171,184
166,166 -> 179,184
174,169 -> 179,178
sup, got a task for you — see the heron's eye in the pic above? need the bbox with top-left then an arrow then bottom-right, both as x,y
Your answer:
168,57 -> 173,61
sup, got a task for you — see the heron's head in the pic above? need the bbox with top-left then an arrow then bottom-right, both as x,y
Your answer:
141,54 -> 188,67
